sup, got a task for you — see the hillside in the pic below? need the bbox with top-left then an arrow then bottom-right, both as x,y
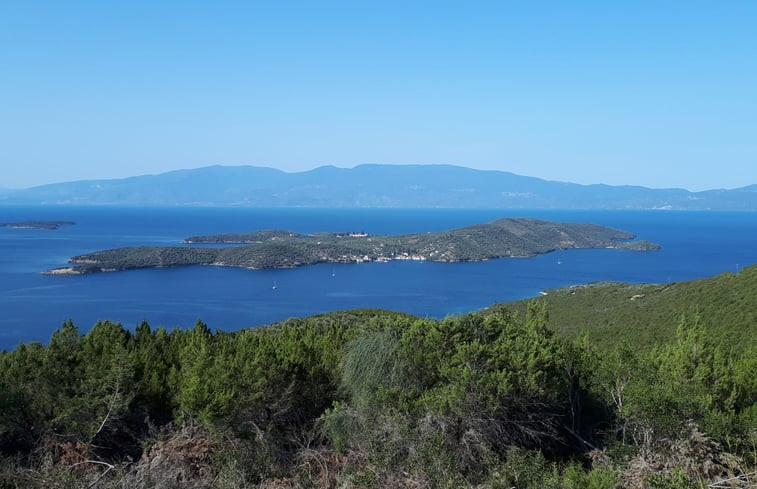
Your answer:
503,264 -> 757,350
45,218 -> 658,274
5,164 -> 757,209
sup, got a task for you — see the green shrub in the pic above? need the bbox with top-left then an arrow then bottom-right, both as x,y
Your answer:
563,463 -> 621,489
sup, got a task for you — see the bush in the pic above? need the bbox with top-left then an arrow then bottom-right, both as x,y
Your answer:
563,463 -> 621,489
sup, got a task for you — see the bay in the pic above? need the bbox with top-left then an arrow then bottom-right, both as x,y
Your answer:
1,206 -> 756,349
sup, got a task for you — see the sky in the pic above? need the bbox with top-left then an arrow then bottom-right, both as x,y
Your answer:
1,1 -> 756,191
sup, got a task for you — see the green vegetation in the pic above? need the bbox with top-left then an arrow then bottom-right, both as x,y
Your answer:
47,218 -> 657,274
1,268 -> 756,488
504,264 -> 757,350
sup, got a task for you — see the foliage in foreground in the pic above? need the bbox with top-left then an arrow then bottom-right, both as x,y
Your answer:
0,305 -> 755,488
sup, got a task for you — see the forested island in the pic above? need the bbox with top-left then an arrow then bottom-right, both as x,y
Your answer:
0,220 -> 74,230
1,266 -> 755,488
45,218 -> 660,274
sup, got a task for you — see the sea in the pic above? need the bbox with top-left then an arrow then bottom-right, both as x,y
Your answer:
1,206 -> 756,349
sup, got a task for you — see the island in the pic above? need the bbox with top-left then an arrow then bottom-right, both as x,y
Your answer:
44,218 -> 661,275
1,220 -> 75,230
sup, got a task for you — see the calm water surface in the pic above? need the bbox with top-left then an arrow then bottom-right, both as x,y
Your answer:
1,206 -> 755,348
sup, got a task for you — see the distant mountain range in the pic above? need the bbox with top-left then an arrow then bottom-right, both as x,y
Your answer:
3,164 -> 757,209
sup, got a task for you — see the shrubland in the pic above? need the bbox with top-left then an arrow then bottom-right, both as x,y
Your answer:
1,269 -> 756,488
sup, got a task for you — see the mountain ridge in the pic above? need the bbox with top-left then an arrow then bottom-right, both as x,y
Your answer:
3,164 -> 756,209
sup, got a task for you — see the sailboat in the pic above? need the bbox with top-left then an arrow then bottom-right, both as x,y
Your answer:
272,280 -> 278,290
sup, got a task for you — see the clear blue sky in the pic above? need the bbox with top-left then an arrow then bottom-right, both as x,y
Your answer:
1,1 -> 755,190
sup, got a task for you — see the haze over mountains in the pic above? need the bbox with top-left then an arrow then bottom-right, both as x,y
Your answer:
3,164 -> 756,210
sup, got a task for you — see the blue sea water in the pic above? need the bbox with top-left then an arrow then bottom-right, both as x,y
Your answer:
1,206 -> 756,349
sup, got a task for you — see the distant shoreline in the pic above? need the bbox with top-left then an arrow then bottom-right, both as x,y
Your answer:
0,220 -> 75,230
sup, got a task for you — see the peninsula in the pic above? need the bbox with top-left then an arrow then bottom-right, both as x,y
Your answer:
45,218 -> 660,275
1,220 -> 75,230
